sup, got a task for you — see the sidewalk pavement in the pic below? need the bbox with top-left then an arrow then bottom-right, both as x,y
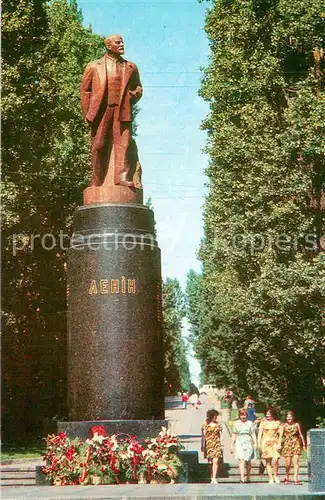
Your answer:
1,483 -> 323,499
165,392 -> 235,464
3,395 -> 321,498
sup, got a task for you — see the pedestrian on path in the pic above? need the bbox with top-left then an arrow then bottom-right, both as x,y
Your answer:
188,383 -> 200,409
246,403 -> 257,423
244,395 -> 256,409
181,391 -> 189,409
258,407 -> 281,484
201,409 -> 224,484
279,410 -> 306,485
230,408 -> 257,483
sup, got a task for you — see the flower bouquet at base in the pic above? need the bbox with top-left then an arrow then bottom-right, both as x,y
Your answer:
42,432 -> 84,486
79,426 -> 120,485
145,427 -> 184,484
42,425 -> 184,485
42,426 -> 120,486
117,434 -> 146,484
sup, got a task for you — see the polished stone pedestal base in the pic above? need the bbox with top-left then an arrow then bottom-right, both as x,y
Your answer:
58,419 -> 168,440
309,428 -> 325,492
67,203 -> 164,422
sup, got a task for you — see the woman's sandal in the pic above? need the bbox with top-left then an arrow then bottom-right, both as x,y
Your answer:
283,478 -> 289,484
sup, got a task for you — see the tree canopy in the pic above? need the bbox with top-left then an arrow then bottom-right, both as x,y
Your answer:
188,0 -> 325,428
163,278 -> 191,395
2,0 -> 103,439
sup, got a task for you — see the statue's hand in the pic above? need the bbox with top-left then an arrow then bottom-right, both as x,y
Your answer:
129,86 -> 142,100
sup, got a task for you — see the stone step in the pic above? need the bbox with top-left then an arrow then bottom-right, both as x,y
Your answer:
1,472 -> 36,478
0,463 -> 309,487
1,478 -> 36,486
186,462 -> 309,484
196,477 -> 309,484
194,464 -> 307,471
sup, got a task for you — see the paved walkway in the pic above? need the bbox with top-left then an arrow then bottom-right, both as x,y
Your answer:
165,392 -> 234,463
3,395 -> 322,498
1,482 -> 323,499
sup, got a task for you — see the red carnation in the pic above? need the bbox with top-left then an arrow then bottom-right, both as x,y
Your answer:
65,446 -> 77,461
91,425 -> 107,437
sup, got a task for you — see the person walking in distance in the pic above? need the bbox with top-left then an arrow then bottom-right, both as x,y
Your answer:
81,34 -> 142,187
181,391 -> 189,409
188,382 -> 200,409
201,409 -> 224,484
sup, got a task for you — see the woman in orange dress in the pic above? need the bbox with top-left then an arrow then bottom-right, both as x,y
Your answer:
257,407 -> 281,484
280,410 -> 306,485
201,409 -> 223,484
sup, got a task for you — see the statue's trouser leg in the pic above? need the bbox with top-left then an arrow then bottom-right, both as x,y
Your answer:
90,107 -> 114,186
113,112 -> 132,184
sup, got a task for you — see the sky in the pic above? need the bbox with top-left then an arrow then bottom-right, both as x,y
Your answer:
77,0 -> 210,385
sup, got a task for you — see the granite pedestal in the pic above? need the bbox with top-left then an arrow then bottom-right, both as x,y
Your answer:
57,419 -> 167,440
309,428 -> 325,493
63,203 -> 165,438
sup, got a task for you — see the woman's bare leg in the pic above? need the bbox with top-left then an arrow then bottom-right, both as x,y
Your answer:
285,457 -> 292,481
246,460 -> 252,482
273,458 -> 280,482
293,455 -> 299,482
238,459 -> 245,482
208,459 -> 212,479
212,457 -> 219,482
265,458 -> 273,482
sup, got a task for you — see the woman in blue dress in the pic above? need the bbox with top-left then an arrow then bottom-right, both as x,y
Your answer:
230,408 -> 257,483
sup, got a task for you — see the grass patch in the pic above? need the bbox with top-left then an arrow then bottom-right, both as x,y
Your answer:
1,439 -> 45,461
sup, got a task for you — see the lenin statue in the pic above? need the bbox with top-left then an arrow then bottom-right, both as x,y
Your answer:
81,35 -> 143,187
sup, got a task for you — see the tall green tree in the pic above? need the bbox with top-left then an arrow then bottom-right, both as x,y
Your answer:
2,0 -> 103,440
162,278 -> 190,394
192,0 -> 325,428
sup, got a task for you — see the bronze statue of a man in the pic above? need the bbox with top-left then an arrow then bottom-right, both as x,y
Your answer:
81,35 -> 143,187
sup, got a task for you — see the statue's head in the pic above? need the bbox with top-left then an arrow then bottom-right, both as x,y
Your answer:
104,34 -> 124,56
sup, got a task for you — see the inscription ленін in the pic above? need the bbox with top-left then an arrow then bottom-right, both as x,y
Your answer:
88,276 -> 136,295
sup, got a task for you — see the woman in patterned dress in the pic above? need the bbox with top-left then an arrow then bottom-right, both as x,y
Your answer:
257,407 -> 281,484
201,409 -> 223,484
230,408 -> 257,483
280,410 -> 306,485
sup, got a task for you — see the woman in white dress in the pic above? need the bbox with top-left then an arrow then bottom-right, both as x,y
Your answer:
230,408 -> 257,483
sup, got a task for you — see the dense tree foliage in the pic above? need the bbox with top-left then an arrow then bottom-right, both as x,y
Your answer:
163,278 -> 191,394
189,0 -> 325,428
2,0 -> 103,440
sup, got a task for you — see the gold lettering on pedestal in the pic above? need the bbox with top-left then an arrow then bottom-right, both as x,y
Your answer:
111,279 -> 119,293
88,280 -> 98,294
121,276 -> 126,294
128,279 -> 136,293
88,277 -> 137,295
100,279 -> 109,294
